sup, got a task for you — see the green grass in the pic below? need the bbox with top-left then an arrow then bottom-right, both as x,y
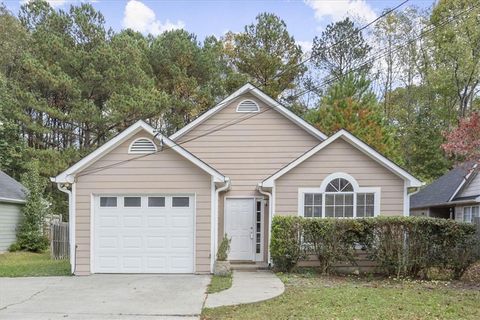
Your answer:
0,251 -> 71,277
207,273 -> 233,294
202,273 -> 480,319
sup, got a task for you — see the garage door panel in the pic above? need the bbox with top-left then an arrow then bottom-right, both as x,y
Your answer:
94,195 -> 195,273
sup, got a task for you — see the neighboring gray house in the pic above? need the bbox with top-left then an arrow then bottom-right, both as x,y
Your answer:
0,170 -> 26,252
410,163 -> 480,222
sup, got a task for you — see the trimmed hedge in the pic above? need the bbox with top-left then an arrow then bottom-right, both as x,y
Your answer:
270,216 -> 479,278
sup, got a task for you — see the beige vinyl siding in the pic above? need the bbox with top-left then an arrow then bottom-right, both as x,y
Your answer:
0,203 -> 22,252
458,173 -> 480,198
178,93 -> 321,196
275,138 -> 405,216
74,131 -> 212,275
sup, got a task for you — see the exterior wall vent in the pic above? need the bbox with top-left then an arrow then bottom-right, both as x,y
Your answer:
236,99 -> 260,113
128,138 -> 157,154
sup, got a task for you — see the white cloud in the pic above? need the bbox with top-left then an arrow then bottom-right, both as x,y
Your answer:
305,0 -> 377,24
296,40 -> 313,54
20,0 -> 68,7
122,0 -> 185,36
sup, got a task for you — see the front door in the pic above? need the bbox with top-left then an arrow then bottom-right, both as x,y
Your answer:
225,198 -> 255,261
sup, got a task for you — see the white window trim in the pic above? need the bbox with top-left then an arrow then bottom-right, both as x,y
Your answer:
297,173 -> 381,218
236,99 -> 260,113
128,137 -> 157,154
463,205 -> 480,223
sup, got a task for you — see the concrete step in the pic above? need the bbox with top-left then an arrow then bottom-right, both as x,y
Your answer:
230,262 -> 269,271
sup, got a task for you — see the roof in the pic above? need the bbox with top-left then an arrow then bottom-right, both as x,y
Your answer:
52,120 -> 227,184
0,170 -> 26,204
410,163 -> 477,209
169,83 -> 328,141
261,129 -> 423,188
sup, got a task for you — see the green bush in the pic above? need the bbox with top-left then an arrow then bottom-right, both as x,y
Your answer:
217,234 -> 231,261
15,161 -> 50,252
270,216 -> 478,278
270,216 -> 305,272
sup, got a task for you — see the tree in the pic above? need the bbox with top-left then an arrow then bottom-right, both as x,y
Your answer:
305,73 -> 398,160
443,112 -> 480,163
224,12 -> 305,98
15,160 -> 50,252
311,18 -> 371,81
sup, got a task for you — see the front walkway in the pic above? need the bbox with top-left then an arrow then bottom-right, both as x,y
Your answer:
204,270 -> 284,308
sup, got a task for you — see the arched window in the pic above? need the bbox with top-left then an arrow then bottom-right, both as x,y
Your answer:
300,173 -> 380,218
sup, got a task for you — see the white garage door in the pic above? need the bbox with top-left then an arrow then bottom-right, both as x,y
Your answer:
93,195 -> 194,273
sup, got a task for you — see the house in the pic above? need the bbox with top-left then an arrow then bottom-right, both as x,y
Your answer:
410,163 -> 480,222
0,170 -> 26,252
51,83 -> 422,275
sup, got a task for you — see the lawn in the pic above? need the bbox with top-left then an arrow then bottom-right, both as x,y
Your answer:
207,273 -> 233,294
202,273 -> 480,320
0,251 -> 71,277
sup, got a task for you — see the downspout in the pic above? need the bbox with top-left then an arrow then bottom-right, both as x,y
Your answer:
214,177 -> 231,269
257,183 -> 272,266
54,180 -> 75,274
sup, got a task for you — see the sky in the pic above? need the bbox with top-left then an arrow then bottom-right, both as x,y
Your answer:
5,0 -> 436,52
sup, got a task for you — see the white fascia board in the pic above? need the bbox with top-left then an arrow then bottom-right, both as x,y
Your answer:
53,120 -> 226,183
169,83 -> 327,141
262,130 -> 423,188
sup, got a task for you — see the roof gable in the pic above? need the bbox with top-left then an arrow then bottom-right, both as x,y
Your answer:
262,129 -> 423,188
0,170 -> 26,203
410,163 -> 477,209
169,83 -> 327,141
52,120 -> 226,183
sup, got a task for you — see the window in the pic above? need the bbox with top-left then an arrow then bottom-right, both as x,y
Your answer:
304,193 -> 322,217
255,200 -> 262,254
172,197 -> 190,207
128,138 -> 157,154
236,99 -> 260,112
100,197 -> 117,207
148,197 -> 165,207
357,193 -> 375,217
463,206 -> 480,223
300,174 -> 379,219
124,197 -> 141,207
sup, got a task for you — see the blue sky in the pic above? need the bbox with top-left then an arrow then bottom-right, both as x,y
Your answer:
5,1 -> 435,50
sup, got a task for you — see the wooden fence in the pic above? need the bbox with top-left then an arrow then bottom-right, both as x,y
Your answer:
50,222 -> 69,260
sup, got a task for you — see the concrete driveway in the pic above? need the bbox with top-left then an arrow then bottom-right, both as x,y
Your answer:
0,274 -> 210,319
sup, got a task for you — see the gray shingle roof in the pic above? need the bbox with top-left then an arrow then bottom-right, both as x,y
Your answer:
0,170 -> 26,202
410,164 -> 474,209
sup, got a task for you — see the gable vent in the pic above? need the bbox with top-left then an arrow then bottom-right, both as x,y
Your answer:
128,138 -> 157,154
236,99 -> 260,113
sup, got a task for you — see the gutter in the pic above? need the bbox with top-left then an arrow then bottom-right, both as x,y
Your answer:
0,197 -> 26,204
53,178 -> 75,274
213,177 -> 230,269
257,183 -> 272,266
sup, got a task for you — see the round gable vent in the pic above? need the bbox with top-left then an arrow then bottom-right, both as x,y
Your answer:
236,99 -> 260,113
128,138 -> 157,154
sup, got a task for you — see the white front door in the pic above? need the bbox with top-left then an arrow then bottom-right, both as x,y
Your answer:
225,198 -> 255,261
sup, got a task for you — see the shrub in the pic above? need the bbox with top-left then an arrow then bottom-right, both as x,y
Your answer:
270,215 -> 478,278
217,234 -> 231,261
15,161 -> 50,252
270,216 -> 305,272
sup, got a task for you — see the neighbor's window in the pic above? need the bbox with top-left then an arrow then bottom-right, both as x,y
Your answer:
100,197 -> 117,207
463,206 -> 480,223
148,197 -> 165,207
124,196 -> 141,207
172,197 -> 190,207
304,193 -> 322,217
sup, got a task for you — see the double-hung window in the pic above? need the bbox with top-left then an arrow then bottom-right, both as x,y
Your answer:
463,206 -> 480,223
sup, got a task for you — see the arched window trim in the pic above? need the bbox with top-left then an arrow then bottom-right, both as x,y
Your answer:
128,137 -> 157,154
298,172 -> 381,218
236,99 -> 260,113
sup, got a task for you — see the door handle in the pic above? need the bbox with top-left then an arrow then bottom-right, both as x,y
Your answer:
250,232 -> 254,239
